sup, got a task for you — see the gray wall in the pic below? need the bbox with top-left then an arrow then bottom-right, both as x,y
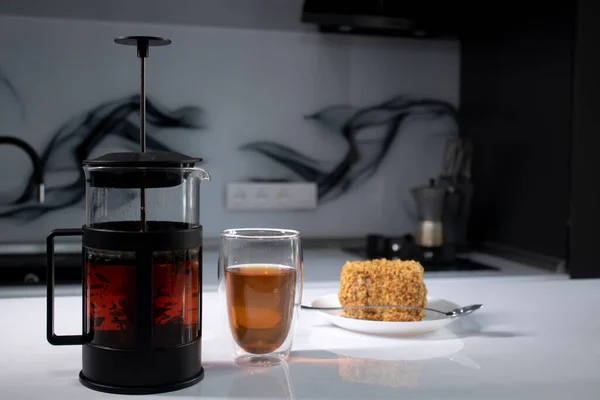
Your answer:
0,3 -> 460,243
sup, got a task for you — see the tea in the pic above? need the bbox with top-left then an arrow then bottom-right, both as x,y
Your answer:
152,249 -> 201,348
85,248 -> 201,350
86,251 -> 137,349
225,264 -> 296,354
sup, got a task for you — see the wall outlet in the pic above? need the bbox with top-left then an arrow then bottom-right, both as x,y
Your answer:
226,182 -> 318,210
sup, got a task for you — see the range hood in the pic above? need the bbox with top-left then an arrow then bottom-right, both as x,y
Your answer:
301,0 -> 459,39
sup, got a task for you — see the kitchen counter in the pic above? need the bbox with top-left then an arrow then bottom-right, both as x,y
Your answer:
0,248 -> 566,299
1,277 -> 597,399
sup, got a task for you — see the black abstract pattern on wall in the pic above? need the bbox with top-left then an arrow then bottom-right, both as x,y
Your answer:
241,95 -> 458,201
0,95 -> 205,220
0,67 -> 25,121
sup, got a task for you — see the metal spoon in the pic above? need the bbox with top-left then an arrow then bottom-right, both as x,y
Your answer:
301,304 -> 482,318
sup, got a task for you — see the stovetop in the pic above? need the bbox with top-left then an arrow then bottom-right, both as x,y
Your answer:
0,253 -> 82,286
341,247 -> 500,272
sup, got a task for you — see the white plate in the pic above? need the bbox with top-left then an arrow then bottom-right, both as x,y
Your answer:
310,293 -> 461,336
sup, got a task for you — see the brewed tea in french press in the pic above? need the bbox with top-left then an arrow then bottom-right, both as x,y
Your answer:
46,36 -> 210,395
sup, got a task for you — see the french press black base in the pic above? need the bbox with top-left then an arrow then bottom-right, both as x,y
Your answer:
80,345 -> 203,395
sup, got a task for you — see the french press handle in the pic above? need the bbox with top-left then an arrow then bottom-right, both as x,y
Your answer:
46,228 -> 85,346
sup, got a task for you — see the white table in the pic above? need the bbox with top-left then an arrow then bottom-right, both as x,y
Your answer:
1,277 -> 597,399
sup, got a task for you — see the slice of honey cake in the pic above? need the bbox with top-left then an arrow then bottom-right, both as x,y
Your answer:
338,259 -> 428,322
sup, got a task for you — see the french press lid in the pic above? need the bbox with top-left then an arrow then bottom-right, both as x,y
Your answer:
83,152 -> 202,188
84,151 -> 200,167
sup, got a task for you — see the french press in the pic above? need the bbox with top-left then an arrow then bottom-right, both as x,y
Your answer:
46,36 -> 210,395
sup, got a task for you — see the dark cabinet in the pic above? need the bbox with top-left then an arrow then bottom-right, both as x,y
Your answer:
460,2 -> 600,278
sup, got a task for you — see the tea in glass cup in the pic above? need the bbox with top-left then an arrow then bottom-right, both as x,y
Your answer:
218,229 -> 303,367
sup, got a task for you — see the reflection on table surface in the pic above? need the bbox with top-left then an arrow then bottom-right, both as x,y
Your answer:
179,320 -> 481,399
